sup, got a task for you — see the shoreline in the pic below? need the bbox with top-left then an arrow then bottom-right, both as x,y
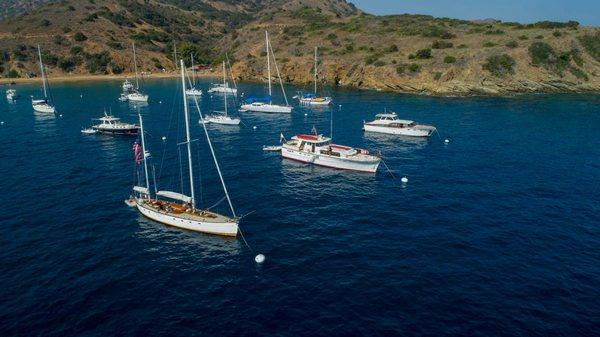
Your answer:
1,72 -> 598,98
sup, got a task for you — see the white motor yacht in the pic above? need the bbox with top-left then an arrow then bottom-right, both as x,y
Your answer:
363,112 -> 436,137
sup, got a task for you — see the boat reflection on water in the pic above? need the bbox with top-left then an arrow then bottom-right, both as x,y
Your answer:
363,131 -> 430,153
134,215 -> 242,257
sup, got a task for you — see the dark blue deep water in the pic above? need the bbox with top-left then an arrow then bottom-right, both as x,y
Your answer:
1,78 -> 599,336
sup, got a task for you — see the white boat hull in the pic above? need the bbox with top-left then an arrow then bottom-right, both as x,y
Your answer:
32,102 -> 55,113
299,97 -> 332,105
204,115 -> 240,125
363,124 -> 434,137
208,88 -> 237,94
281,147 -> 379,173
127,93 -> 149,102
136,201 -> 238,236
240,103 -> 292,113
186,88 -> 203,96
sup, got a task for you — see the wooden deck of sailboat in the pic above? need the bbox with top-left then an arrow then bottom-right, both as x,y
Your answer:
140,200 -> 236,223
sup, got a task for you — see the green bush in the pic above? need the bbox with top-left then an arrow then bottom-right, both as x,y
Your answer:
483,41 -> 497,47
58,58 -> 76,72
409,63 -> 420,72
345,44 -> 354,52
365,54 -> 380,65
325,33 -> 338,40
432,40 -> 453,49
483,54 -> 516,77
70,46 -> 84,55
578,32 -> 600,61
569,66 -> 588,81
552,31 -> 562,37
107,41 -> 123,50
485,29 -> 505,35
415,48 -> 432,59
41,19 -> 51,27
74,32 -> 88,41
506,41 -> 518,48
386,44 -> 398,53
457,44 -> 468,49
396,64 -> 406,74
85,52 -> 111,73
373,60 -> 386,67
518,35 -> 528,40
528,42 -> 569,73
444,55 -> 456,63
7,69 -> 19,78
535,35 -> 544,39
433,72 -> 442,80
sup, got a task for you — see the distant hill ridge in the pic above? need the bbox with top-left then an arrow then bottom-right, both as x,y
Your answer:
1,0 -> 599,95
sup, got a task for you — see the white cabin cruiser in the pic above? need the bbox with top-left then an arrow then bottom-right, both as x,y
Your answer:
91,113 -> 139,135
281,133 -> 380,173
6,89 -> 17,100
363,112 -> 436,137
122,79 -> 134,92
126,91 -> 149,102
185,88 -> 203,97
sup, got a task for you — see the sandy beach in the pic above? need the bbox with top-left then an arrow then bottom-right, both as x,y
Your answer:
0,71 -> 221,85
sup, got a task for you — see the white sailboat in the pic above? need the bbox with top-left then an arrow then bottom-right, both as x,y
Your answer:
185,54 -> 202,97
208,54 -> 238,95
125,43 -> 149,102
6,89 -> 17,100
129,60 -> 239,236
32,45 -> 56,113
240,31 -> 292,113
297,46 -> 332,106
203,61 -> 241,125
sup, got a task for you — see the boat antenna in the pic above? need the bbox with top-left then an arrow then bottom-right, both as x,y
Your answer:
180,59 -> 196,210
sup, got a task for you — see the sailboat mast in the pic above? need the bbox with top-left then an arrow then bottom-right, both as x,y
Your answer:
173,41 -> 178,70
266,31 -> 272,102
190,54 -> 196,86
138,114 -> 150,193
314,46 -> 318,95
223,61 -> 228,116
180,60 -> 196,209
132,43 -> 140,89
37,45 -> 47,98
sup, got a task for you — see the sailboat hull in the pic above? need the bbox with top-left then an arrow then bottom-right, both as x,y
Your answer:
204,115 -> 241,125
136,201 -> 239,236
32,102 -> 55,113
127,93 -> 149,102
240,103 -> 292,113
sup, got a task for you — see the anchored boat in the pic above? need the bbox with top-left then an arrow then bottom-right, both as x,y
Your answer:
121,43 -> 149,103
280,133 -> 380,173
240,31 -> 292,113
363,112 -> 436,137
6,89 -> 17,100
32,45 -> 56,113
185,54 -> 203,97
297,46 -> 332,106
128,60 -> 239,237
88,112 -> 139,136
203,61 -> 240,125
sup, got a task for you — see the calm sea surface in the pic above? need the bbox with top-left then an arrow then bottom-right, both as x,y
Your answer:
1,78 -> 599,336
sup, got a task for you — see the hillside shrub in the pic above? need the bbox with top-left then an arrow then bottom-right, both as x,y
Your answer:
58,58 -> 76,72
409,63 -> 420,72
373,60 -> 386,67
41,19 -> 51,27
7,69 -> 20,78
457,44 -> 468,49
432,40 -> 453,49
485,29 -> 505,35
74,32 -> 88,41
483,54 -> 516,77
444,55 -> 456,63
578,32 -> 600,61
569,67 -> 588,81
528,42 -> 569,74
483,41 -> 497,47
552,31 -> 562,37
386,44 -> 398,53
70,46 -> 84,55
415,48 -> 432,59
85,52 -> 111,73
518,35 -> 528,40
506,41 -> 518,48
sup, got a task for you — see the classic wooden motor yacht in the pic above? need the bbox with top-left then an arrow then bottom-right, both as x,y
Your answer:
90,113 -> 139,135
280,133 -> 380,173
363,112 -> 436,137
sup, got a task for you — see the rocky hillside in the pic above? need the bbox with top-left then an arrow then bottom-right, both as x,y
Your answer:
1,0 -> 599,95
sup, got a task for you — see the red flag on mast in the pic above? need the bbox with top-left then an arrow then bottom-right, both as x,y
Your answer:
132,141 -> 142,164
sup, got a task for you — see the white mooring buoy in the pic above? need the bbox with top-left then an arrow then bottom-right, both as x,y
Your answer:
80,94 -> 83,98
253,126 -> 257,130
304,113 -> 308,116
255,254 -> 265,264
0,121 -> 4,125
161,136 -> 167,141
444,139 -> 450,144
59,114 -> 63,118
401,176 -> 408,183
159,101 -> 162,104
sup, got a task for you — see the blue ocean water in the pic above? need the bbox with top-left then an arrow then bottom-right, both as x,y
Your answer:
0,78 -> 599,336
